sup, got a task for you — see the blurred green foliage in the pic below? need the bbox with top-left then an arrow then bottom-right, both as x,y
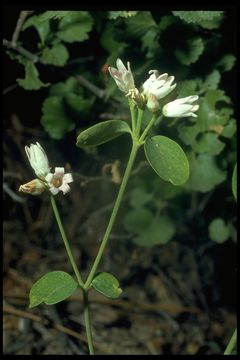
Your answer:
5,10 -> 236,247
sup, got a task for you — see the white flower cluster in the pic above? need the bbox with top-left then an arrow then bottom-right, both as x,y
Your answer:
19,142 -> 73,196
108,59 -> 199,116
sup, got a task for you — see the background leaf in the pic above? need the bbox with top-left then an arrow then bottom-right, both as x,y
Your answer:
41,97 -> 75,139
175,37 -> 204,65
208,218 -> 230,243
232,164 -> 237,201
57,11 -> 93,43
41,43 -> 69,67
172,11 -> 224,29
29,271 -> 78,308
17,61 -> 49,90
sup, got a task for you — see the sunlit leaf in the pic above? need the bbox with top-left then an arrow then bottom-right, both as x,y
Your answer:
92,272 -> 122,299
144,136 -> 189,185
76,120 -> 131,148
29,271 -> 78,308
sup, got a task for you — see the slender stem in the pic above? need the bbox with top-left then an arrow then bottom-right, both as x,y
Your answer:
128,99 -> 136,134
84,141 -> 139,289
136,108 -> 144,137
50,195 -> 84,288
83,290 -> 95,355
224,328 -> 237,355
138,115 -> 157,143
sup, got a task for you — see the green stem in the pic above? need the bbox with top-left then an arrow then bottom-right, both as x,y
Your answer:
84,141 -> 140,289
136,108 -> 144,137
224,329 -> 237,355
50,195 -> 84,288
129,98 -> 136,134
83,290 -> 94,355
138,115 -> 157,143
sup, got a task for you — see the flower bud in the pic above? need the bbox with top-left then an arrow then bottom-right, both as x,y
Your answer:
25,142 -> 50,179
19,179 -> 46,195
162,95 -> 199,118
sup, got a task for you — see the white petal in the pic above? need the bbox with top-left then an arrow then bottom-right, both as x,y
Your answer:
116,58 -> 126,70
54,167 -> 65,175
63,173 -> 73,183
59,183 -> 71,194
49,186 -> 59,195
45,173 -> 53,182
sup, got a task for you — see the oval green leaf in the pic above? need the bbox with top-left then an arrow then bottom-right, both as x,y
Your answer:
144,135 -> 189,185
76,120 -> 131,148
29,271 -> 78,308
91,272 -> 122,299
232,164 -> 237,201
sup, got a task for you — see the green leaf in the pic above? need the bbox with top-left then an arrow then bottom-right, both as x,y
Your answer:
29,271 -> 78,308
192,133 -> 225,155
17,61 -> 49,90
22,15 -> 50,43
232,164 -> 237,201
221,119 -> 237,139
124,208 -> 153,234
49,77 -> 80,97
39,11 -> 71,22
42,43 -> 69,66
92,272 -> 122,299
41,97 -> 75,139
57,11 -> 93,43
108,11 -> 138,19
175,37 -> 204,65
204,70 -> 221,91
185,153 -> 226,192
208,218 -> 230,243
178,123 -> 199,145
216,54 -> 236,72
76,120 -> 131,148
129,188 -> 153,208
172,11 -> 224,29
144,136 -> 189,186
125,11 -> 157,37
133,216 -> 176,246
65,93 -> 94,114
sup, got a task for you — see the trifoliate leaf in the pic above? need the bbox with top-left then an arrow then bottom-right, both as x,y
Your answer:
192,133 -> 225,156
39,11 -> 71,22
232,164 -> 237,201
133,216 -> 176,246
17,61 -> 49,90
129,188 -> 153,208
216,54 -> 236,72
124,208 -> 153,234
185,153 -> 226,192
57,11 -> 93,43
209,218 -> 230,243
125,11 -> 157,37
175,37 -> 204,65
41,96 -> 75,139
108,11 -> 138,19
172,11 -> 224,29
22,15 -> 50,44
42,43 -> 69,67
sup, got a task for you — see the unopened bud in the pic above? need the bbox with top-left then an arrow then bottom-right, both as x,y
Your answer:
18,179 -> 46,195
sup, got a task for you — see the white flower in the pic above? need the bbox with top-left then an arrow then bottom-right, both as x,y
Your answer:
25,142 -> 50,179
18,179 -> 46,195
162,95 -> 199,118
143,70 -> 176,100
45,167 -> 73,195
108,58 -> 136,95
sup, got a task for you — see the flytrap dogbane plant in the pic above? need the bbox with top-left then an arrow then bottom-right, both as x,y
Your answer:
20,59 -> 199,355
